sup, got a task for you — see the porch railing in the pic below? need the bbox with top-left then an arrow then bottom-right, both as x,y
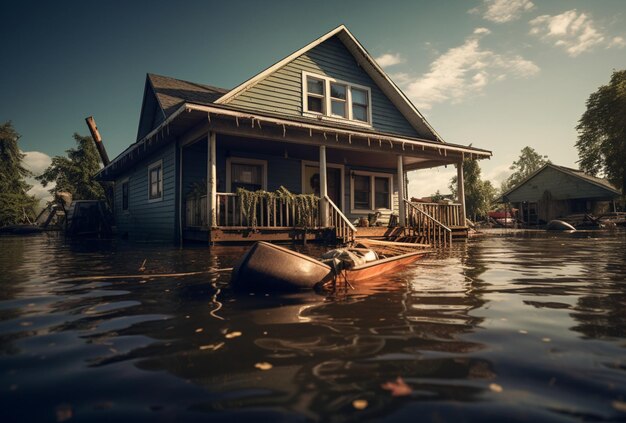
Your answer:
326,195 -> 356,243
411,202 -> 463,227
404,199 -> 452,247
215,192 -> 319,228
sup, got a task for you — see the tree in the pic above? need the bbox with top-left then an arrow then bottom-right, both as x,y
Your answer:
37,133 -> 105,200
449,159 -> 497,221
0,121 -> 37,226
576,69 -> 626,195
501,146 -> 549,192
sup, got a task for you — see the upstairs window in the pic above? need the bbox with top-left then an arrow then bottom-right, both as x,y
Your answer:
303,72 -> 372,125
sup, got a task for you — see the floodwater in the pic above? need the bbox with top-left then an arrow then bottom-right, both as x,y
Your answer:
1,231 -> 625,422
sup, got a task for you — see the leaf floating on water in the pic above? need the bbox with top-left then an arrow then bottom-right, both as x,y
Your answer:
352,399 -> 368,410
200,342 -> 224,351
195,328 -> 203,333
612,400 -> 626,412
255,362 -> 273,370
225,331 -> 242,339
542,337 -> 551,342
519,330 -> 528,334
489,383 -> 503,393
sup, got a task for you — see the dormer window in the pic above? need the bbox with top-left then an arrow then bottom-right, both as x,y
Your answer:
302,72 -> 372,125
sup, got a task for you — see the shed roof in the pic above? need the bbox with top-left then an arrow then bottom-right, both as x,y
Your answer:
501,163 -> 620,202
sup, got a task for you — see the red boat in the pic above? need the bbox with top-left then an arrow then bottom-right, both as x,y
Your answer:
231,241 -> 427,292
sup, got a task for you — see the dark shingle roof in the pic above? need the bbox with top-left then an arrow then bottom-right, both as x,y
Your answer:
148,73 -> 230,118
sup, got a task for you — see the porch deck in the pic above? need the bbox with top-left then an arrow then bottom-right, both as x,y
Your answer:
184,193 -> 466,245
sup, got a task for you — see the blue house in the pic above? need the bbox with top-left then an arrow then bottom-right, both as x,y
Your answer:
96,25 -> 491,244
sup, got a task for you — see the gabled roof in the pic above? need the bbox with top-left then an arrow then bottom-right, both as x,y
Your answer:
215,25 -> 443,143
502,163 -> 620,200
148,73 -> 229,118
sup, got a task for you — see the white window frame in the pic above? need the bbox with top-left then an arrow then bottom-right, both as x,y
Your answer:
226,157 -> 268,192
301,160 -> 345,211
120,177 -> 130,213
350,170 -> 393,214
147,160 -> 163,203
302,71 -> 373,127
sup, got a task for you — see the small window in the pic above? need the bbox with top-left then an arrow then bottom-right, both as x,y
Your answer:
148,161 -> 163,201
351,171 -> 392,213
330,83 -> 347,118
353,175 -> 371,210
352,88 -> 369,122
306,77 -> 325,114
227,158 -> 267,192
303,72 -> 372,125
122,180 -> 129,211
374,177 -> 390,209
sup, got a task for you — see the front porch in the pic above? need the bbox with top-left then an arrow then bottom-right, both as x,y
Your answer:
174,107 -> 485,246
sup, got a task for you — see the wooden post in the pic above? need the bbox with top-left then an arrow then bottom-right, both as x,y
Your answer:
457,160 -> 466,225
320,145 -> 328,227
208,131 -> 217,228
397,155 -> 406,227
85,116 -> 110,166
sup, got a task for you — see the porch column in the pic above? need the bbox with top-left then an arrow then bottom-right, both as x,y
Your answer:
397,155 -> 406,226
457,160 -> 467,224
319,145 -> 329,227
208,131 -> 217,228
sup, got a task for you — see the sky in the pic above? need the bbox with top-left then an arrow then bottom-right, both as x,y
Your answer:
2,0 -> 625,201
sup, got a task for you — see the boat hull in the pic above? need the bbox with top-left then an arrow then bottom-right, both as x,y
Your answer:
231,242 -> 333,292
344,251 -> 426,283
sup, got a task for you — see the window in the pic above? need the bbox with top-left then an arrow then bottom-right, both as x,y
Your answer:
148,161 -> 163,201
121,180 -> 129,211
302,72 -> 372,125
226,158 -> 267,192
350,171 -> 393,213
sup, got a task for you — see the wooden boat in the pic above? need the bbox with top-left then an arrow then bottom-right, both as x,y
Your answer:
231,241 -> 428,292
231,242 -> 333,292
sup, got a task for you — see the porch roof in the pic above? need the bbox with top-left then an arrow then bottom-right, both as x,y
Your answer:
97,102 -> 491,181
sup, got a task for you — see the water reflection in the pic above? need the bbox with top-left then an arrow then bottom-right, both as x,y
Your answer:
1,231 -> 625,421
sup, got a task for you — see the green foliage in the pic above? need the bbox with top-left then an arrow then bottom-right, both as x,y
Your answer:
37,133 -> 105,200
576,69 -> 626,195
0,121 -> 37,226
501,146 -> 549,192
449,159 -> 497,221
236,186 -> 319,228
429,190 -> 446,202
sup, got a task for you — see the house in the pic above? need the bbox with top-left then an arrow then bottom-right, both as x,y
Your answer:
96,25 -> 492,244
501,163 -> 621,224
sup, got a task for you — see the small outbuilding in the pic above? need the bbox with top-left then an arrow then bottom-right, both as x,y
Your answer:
501,163 -> 621,224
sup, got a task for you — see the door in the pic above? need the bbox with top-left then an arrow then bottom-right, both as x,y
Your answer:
303,164 -> 342,209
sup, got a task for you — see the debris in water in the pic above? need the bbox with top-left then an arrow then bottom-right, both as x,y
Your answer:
56,404 -> 73,422
255,362 -> 272,370
225,331 -> 242,339
200,342 -> 224,351
542,337 -> 551,342
352,399 -> 368,410
489,383 -> 503,393
519,330 -> 528,334
381,377 -> 412,397
195,328 -> 203,333
612,400 -> 626,412
139,259 -> 147,272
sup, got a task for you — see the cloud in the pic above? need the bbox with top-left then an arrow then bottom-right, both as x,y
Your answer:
407,168 -> 456,198
22,151 -> 53,205
529,9 -> 623,56
471,0 -> 535,23
22,151 -> 52,175
375,53 -> 405,68
473,27 -> 491,36
399,30 -> 539,110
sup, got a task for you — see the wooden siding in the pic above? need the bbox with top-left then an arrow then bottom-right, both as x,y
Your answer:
228,36 -> 419,138
506,166 -> 618,203
114,143 -> 177,241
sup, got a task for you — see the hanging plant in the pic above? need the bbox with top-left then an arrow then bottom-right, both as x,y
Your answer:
236,186 -> 319,228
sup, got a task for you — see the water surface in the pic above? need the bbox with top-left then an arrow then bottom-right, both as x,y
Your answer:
1,230 -> 625,422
